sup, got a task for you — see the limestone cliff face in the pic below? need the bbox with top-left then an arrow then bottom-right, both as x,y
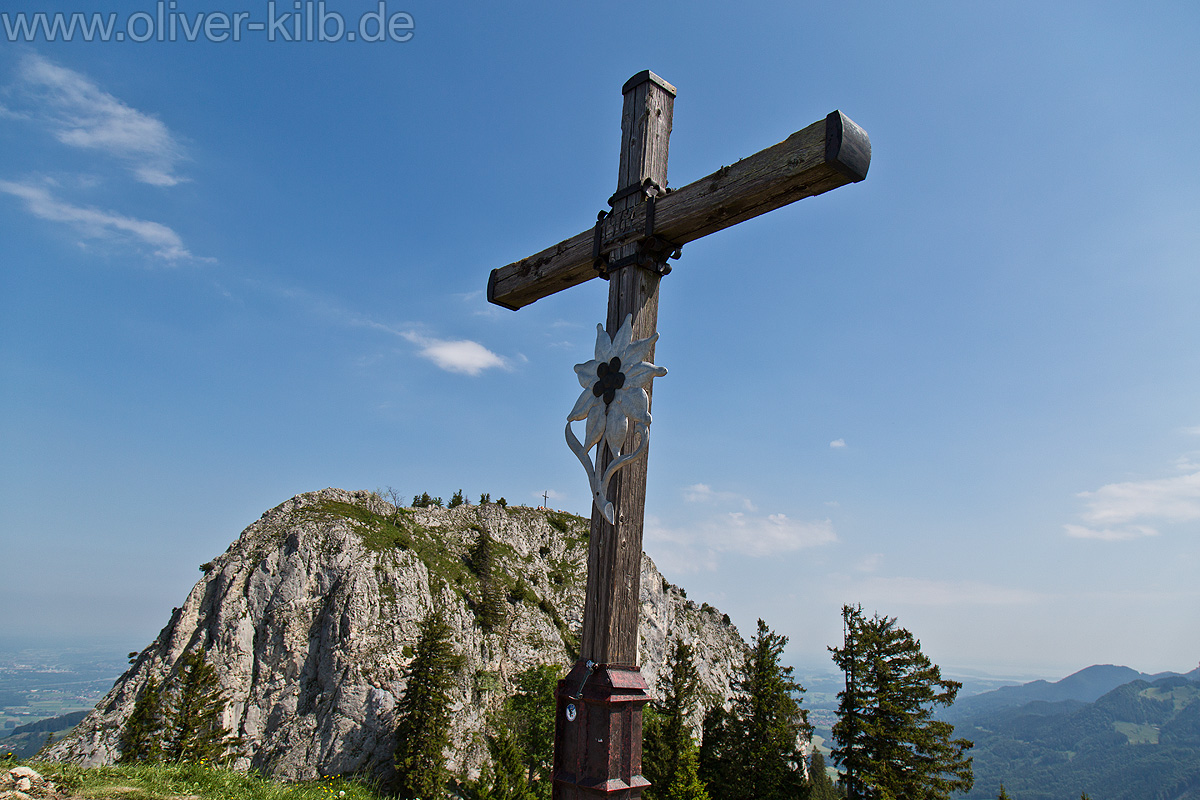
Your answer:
46,489 -> 746,783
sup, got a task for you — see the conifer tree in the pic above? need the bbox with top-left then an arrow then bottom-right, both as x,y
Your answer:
698,704 -> 737,800
449,489 -> 465,508
481,723 -> 533,800
394,610 -> 464,800
471,530 -> 507,633
997,785 -> 1013,799
662,744 -> 710,800
487,664 -> 558,798
698,620 -> 808,800
644,638 -> 704,800
119,675 -> 165,763
809,750 -> 838,800
161,648 -> 237,764
830,605 -> 973,800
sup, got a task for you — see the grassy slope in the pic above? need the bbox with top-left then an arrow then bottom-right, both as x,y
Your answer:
7,758 -> 389,800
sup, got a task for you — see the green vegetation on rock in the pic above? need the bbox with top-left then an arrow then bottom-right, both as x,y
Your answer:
9,758 -> 385,800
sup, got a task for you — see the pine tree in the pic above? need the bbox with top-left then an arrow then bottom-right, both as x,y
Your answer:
698,704 -> 737,800
487,664 -> 558,799
643,706 -> 669,799
394,610 -> 464,800
470,530 -> 507,633
698,620 -> 808,800
482,723 -> 534,800
997,785 -> 1013,799
809,749 -> 838,800
644,638 -> 704,800
161,649 -> 238,764
662,744 -> 710,800
119,675 -> 165,763
449,489 -> 465,508
830,605 -> 973,800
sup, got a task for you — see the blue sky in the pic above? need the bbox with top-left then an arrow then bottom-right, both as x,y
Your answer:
2,1 -> 1198,679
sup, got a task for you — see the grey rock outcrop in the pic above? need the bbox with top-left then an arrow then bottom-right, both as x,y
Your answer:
45,489 -> 746,783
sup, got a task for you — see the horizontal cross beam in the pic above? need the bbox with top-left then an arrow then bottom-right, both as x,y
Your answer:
487,110 -> 871,311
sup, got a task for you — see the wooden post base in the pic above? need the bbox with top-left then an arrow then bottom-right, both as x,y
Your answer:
552,660 -> 651,799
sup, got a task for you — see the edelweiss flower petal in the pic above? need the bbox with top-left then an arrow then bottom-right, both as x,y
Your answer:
621,387 -> 652,426
584,402 -> 606,449
604,401 -> 629,455
622,330 -> 659,367
594,323 -> 616,362
611,315 -> 635,354
568,387 -> 597,421
622,361 -> 667,389
575,359 -> 602,390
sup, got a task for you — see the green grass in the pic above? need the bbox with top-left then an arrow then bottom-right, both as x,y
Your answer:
12,759 -> 388,800
1113,721 -> 1160,745
306,500 -> 471,592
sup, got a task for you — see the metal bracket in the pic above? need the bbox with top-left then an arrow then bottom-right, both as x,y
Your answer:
592,178 -> 682,280
571,659 -> 597,700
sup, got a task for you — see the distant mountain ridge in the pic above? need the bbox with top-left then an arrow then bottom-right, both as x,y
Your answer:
945,663 -> 1200,723
950,668 -> 1200,800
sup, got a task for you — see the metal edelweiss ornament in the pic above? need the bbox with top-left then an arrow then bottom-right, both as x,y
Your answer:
566,314 -> 666,524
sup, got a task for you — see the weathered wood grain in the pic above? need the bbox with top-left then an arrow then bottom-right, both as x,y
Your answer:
487,110 -> 871,310
579,72 -> 673,666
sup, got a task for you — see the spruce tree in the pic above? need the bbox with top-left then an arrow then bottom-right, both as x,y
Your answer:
644,638 -> 704,800
482,723 -> 534,800
997,785 -> 1013,799
471,530 -> 507,633
161,649 -> 237,764
119,675 -> 165,763
662,744 -> 710,800
830,605 -> 973,800
643,706 -> 669,799
809,749 -> 838,800
698,620 -> 808,800
394,610 -> 464,800
508,665 -> 558,796
698,704 -> 737,800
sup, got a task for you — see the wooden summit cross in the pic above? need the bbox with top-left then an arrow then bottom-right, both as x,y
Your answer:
486,71 -> 870,799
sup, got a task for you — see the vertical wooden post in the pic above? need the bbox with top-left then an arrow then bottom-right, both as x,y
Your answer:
553,70 -> 675,800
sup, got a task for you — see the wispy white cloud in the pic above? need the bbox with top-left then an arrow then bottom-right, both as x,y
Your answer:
0,179 -> 193,261
1078,471 -> 1200,525
855,552 -> 884,573
849,576 -> 1044,607
682,483 -> 756,511
830,438 -> 847,449
646,485 -> 835,574
400,330 -> 509,376
1065,469 -> 1200,541
240,280 -> 511,376
1064,524 -> 1159,542
12,53 -> 185,186
0,101 -> 31,121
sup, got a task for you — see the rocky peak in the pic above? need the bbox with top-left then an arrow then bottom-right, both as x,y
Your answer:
46,489 -> 747,784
